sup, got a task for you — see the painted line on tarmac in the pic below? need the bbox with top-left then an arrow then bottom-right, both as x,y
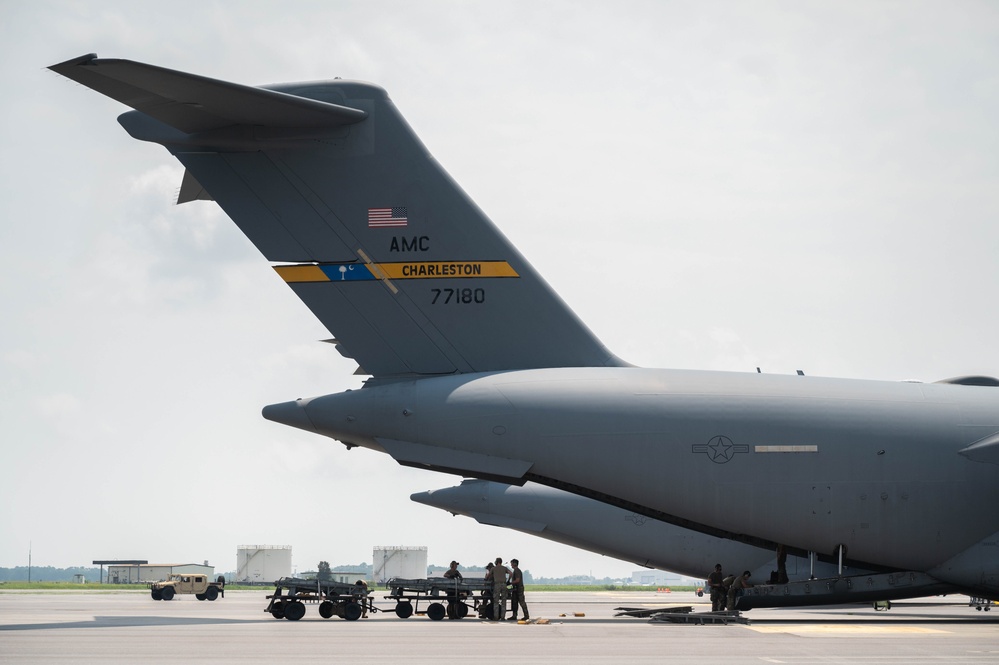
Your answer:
748,625 -> 950,635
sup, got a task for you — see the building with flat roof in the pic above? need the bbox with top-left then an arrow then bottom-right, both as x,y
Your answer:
105,563 -> 214,584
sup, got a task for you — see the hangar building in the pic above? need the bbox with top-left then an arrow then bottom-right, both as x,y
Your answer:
105,562 -> 215,584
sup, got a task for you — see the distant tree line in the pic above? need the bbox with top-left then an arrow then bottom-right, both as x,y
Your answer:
310,562 -> 631,585
0,567 -> 102,582
1,565 -> 621,586
529,574 -> 626,585
328,562 -> 541,583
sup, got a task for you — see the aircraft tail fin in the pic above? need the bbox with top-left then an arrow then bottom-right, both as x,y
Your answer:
50,54 -> 626,378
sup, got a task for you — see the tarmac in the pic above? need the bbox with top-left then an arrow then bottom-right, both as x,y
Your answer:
2,589 -> 998,664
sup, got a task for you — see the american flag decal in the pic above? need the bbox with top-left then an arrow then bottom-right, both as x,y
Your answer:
368,207 -> 408,228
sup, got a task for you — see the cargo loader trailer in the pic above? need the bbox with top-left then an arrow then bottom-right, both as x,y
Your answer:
265,577 -> 377,621
384,577 -> 499,620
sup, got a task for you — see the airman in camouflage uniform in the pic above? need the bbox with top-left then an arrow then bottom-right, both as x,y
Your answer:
491,557 -> 510,620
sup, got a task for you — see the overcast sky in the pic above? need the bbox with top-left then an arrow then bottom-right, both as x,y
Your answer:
2,1 -> 998,579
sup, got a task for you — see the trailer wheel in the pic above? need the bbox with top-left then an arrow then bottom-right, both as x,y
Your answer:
270,602 -> 286,619
205,586 -> 219,601
318,601 -> 335,619
426,602 -> 447,621
343,602 -> 363,621
284,601 -> 306,621
161,587 -> 175,601
151,590 -> 162,601
447,601 -> 469,619
395,601 -> 413,619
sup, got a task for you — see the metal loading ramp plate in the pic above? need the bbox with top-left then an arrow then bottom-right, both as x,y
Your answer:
615,606 -> 750,625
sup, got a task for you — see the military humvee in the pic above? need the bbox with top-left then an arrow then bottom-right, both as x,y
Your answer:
150,574 -> 225,601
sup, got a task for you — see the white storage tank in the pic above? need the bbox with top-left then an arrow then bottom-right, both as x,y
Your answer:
236,545 -> 292,584
372,546 -> 427,583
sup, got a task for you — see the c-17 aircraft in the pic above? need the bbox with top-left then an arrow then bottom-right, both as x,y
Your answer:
51,54 -> 999,603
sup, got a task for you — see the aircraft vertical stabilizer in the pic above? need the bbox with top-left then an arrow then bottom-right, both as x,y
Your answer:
50,54 -> 625,378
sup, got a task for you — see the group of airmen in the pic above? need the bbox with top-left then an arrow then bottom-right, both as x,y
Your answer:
443,557 -> 529,621
436,558 -> 755,619
706,564 -> 754,612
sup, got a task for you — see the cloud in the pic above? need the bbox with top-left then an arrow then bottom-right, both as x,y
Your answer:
32,392 -> 84,418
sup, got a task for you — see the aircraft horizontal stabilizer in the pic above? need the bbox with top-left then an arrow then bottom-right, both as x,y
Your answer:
48,53 -> 367,134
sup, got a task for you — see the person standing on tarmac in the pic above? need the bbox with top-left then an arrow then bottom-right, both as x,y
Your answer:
443,561 -> 463,580
480,561 -> 495,619
508,559 -> 529,621
707,564 -> 725,611
491,557 -> 511,621
354,580 -> 369,618
442,561 -> 463,619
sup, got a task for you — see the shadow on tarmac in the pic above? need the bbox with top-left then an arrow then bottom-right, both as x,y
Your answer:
0,616 -> 274,632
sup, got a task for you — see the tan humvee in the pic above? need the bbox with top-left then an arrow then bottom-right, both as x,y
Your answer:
150,574 -> 225,601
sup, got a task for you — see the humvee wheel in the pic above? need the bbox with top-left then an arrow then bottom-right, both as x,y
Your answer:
151,590 -> 162,601
196,593 -> 206,601
205,586 -> 219,601
161,587 -> 175,601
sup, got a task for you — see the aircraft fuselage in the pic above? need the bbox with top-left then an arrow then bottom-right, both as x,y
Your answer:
265,366 -> 999,594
